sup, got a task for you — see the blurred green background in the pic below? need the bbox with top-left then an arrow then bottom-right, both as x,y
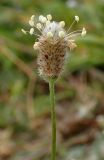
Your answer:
0,0 -> 104,160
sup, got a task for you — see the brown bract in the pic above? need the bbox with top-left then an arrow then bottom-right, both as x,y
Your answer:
37,37 -> 67,81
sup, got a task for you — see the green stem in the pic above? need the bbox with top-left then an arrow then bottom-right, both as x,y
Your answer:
49,78 -> 56,160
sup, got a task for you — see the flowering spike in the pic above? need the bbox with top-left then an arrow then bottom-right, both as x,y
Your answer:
22,14 -> 86,80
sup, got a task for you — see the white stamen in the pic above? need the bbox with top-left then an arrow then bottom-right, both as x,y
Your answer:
81,28 -> 86,36
68,40 -> 77,50
22,13 -> 86,53
29,20 -> 34,27
47,14 -> 52,21
67,20 -> 75,33
59,21 -> 65,28
67,33 -> 81,39
59,31 -> 65,38
39,15 -> 44,21
33,42 -> 40,50
31,15 -> 35,21
36,23 -> 42,30
69,39 -> 75,42
47,32 -> 53,38
21,29 -> 27,34
75,15 -> 79,22
67,29 -> 82,37
46,20 -> 50,26
42,17 -> 47,23
30,28 -> 34,35
39,15 -> 47,23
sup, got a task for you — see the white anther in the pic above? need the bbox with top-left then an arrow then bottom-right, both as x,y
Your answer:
59,31 -> 65,38
81,27 -> 86,36
21,29 -> 27,34
39,15 -> 47,23
46,20 -> 50,26
33,42 -> 40,50
29,20 -> 34,27
30,28 -> 34,35
59,21 -> 65,28
41,17 -> 47,23
39,15 -> 44,21
75,15 -> 79,22
36,23 -> 42,30
47,14 -> 52,21
31,15 -> 35,21
47,32 -> 53,38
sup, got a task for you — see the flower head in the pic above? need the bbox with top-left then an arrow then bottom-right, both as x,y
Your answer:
22,14 -> 86,81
